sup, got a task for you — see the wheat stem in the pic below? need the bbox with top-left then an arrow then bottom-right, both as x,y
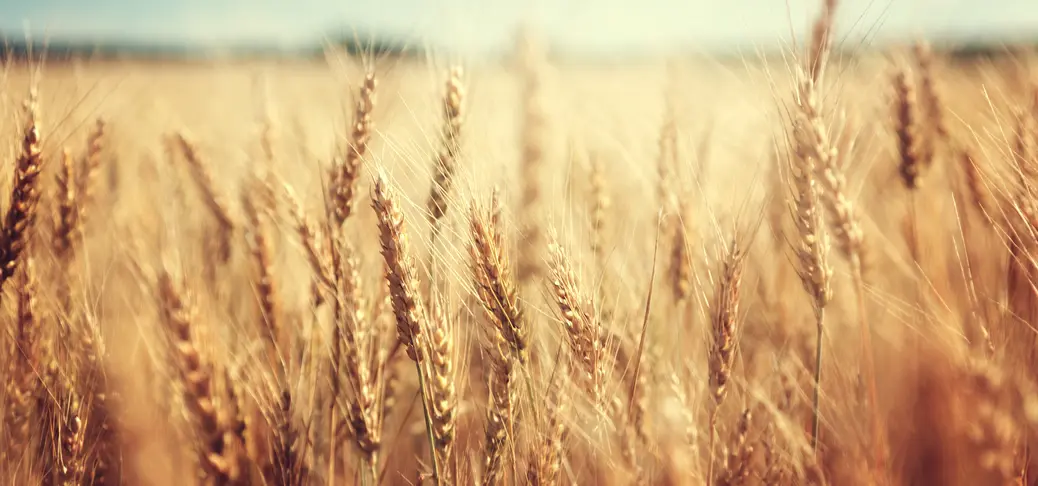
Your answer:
414,359 -> 442,486
811,307 -> 826,453
851,256 -> 885,470
707,408 -> 718,486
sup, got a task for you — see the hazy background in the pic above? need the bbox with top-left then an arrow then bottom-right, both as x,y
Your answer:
3,0 -> 1038,57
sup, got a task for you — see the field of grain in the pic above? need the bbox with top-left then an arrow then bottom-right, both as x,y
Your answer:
1,5 -> 1037,486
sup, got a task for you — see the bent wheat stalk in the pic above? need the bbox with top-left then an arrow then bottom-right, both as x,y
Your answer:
707,237 -> 745,485
371,171 -> 441,485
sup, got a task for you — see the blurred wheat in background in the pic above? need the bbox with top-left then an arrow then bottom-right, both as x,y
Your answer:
3,0 -> 1038,484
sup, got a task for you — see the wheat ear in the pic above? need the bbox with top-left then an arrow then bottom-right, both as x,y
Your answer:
370,171 -> 441,484
428,66 -> 466,233
0,91 -> 44,292
707,237 -> 745,485
330,71 -> 376,225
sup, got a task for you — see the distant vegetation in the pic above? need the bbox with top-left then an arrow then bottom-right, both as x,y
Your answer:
0,30 -> 1032,63
0,31 -> 420,62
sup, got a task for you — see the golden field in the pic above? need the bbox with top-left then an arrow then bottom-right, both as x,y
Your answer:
1,12 -> 1038,486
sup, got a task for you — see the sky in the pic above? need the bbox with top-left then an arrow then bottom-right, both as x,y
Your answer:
2,0 -> 1038,55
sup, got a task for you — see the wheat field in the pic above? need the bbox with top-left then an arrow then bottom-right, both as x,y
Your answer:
0,3 -> 1037,485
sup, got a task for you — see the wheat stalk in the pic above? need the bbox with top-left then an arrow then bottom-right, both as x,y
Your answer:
243,188 -> 282,372
158,272 -> 242,484
707,237 -> 745,485
787,70 -> 834,453
76,118 -> 106,218
469,191 -> 526,359
481,332 -> 516,486
330,71 -> 376,225
3,257 -> 37,467
517,35 -> 547,283
527,363 -> 567,486
588,154 -> 609,277
370,171 -> 441,484
427,294 -> 458,479
0,91 -> 44,292
171,133 -> 236,263
54,148 -> 79,261
547,231 -> 605,407
372,172 -> 427,362
428,67 -> 466,233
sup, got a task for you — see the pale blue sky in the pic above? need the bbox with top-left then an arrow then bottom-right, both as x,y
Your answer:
3,0 -> 1038,54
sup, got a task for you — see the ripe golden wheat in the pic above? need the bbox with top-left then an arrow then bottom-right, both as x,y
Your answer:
3,2 -> 1038,485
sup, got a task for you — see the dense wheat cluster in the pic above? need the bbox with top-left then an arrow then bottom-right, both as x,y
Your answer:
5,2 -> 1038,484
